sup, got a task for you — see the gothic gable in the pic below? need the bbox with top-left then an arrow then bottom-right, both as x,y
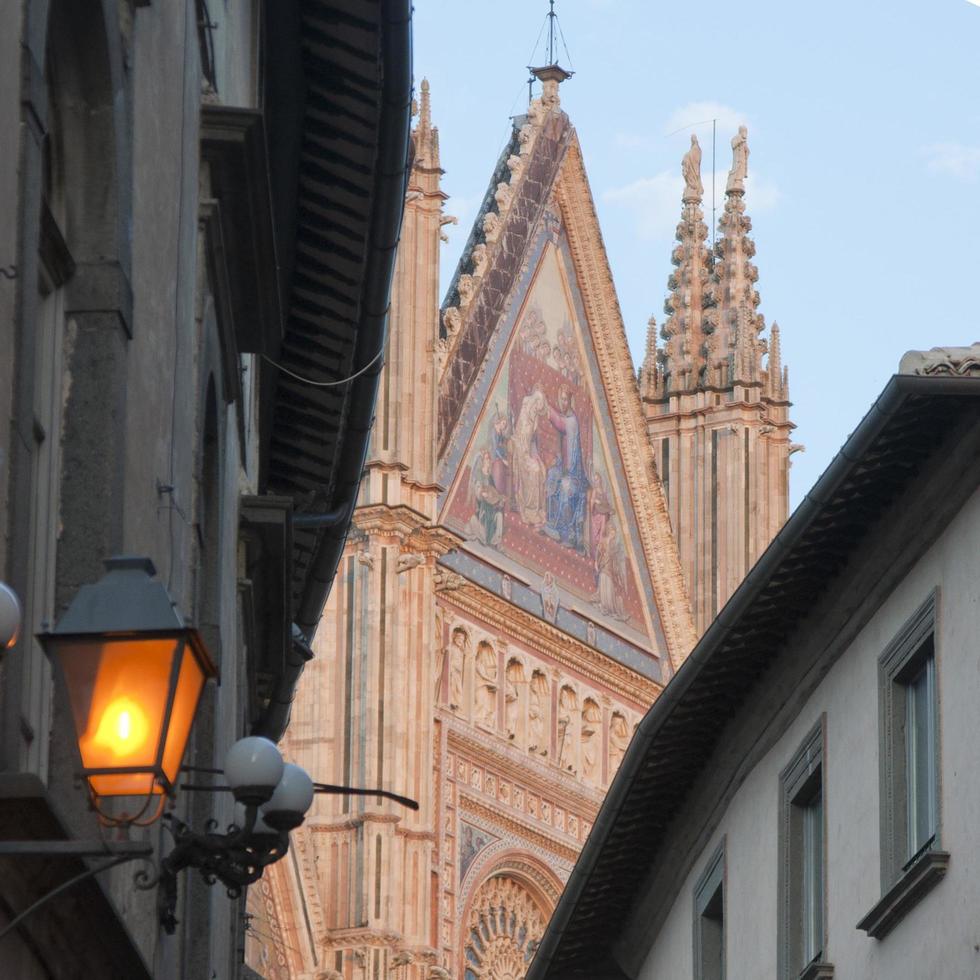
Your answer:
437,112 -> 695,669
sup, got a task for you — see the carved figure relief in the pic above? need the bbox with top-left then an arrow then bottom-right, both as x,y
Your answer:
474,640 -> 498,729
609,711 -> 630,775
449,626 -> 468,712
483,211 -> 501,244
471,243 -> 489,278
681,133 -> 703,204
580,698 -> 602,783
557,685 -> 578,773
527,97 -> 548,127
463,875 -> 547,980
726,125 -> 749,194
540,572 -> 560,625
435,609 -> 447,701
527,670 -> 549,757
444,306 -> 463,338
458,273 -> 477,309
504,658 -> 525,741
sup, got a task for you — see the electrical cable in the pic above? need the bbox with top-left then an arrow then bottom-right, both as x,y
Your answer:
0,854 -> 145,944
260,344 -> 385,388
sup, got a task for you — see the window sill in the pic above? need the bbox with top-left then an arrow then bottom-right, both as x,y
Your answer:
856,849 -> 949,939
799,961 -> 835,980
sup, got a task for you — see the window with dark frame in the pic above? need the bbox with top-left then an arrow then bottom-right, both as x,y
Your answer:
778,720 -> 832,980
878,594 -> 941,886
904,649 -> 937,864
857,591 -> 949,941
694,841 -> 725,980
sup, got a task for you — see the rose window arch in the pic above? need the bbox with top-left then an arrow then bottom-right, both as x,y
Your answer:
463,875 -> 548,980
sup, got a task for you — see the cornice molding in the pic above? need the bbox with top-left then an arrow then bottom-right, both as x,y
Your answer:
439,578 -> 660,707
353,503 -> 431,538
458,793 -> 583,865
447,724 -> 606,814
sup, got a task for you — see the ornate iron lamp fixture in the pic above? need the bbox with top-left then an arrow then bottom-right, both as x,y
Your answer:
0,557 -> 417,941
155,737 -> 315,932
38,556 -> 217,819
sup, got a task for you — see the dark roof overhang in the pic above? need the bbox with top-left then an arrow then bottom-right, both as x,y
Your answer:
253,0 -> 412,738
529,373 -> 980,980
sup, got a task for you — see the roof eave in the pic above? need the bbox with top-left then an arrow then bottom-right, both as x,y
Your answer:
529,372 -> 980,979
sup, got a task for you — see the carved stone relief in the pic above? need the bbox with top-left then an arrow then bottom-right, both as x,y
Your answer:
462,876 -> 547,980
474,640 -> 498,729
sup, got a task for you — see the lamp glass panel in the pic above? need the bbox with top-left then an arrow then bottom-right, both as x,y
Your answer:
57,636 -> 180,795
160,645 -> 208,788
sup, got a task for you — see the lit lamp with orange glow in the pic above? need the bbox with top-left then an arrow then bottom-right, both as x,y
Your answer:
39,556 -> 217,802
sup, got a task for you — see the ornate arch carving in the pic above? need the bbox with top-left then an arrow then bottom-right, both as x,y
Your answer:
461,873 -> 548,980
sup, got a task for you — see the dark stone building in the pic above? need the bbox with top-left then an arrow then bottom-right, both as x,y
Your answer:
0,1 -> 411,975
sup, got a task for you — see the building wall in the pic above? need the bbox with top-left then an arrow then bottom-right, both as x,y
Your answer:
0,1 -> 269,976
637,484 -> 980,979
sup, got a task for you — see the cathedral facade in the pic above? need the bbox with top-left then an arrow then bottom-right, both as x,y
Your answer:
249,68 -> 792,980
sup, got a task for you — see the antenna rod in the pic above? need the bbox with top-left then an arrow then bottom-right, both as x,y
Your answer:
548,0 -> 556,64
711,118 -> 717,246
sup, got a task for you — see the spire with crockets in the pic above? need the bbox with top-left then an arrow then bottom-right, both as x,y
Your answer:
642,125 -> 794,635
640,134 -> 711,399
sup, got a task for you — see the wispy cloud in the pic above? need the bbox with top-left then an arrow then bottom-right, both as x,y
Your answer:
602,168 -> 780,243
922,142 -> 980,181
602,171 -> 685,242
664,101 -> 749,138
603,101 -> 780,242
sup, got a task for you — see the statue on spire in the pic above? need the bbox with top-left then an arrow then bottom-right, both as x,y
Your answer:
726,125 -> 749,195
681,134 -> 704,205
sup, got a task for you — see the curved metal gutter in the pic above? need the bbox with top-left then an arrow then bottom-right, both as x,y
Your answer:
293,0 -> 413,641
528,373 -> 980,979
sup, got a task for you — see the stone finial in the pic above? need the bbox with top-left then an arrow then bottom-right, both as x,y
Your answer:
413,77 -> 440,169
419,78 -> 431,131
639,315 -> 662,399
767,322 -> 783,399
726,125 -> 749,195
710,162 -> 766,387
682,134 -> 704,205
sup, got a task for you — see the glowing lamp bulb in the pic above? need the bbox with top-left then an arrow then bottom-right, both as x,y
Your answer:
92,696 -> 150,759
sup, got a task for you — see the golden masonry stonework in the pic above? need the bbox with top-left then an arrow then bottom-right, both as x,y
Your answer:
247,72 -> 792,980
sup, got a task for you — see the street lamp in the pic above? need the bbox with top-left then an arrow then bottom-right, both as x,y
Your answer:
0,581 -> 21,650
0,557 -> 414,940
38,556 -> 217,803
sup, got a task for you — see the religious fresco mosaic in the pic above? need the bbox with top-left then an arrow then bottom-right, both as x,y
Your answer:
444,244 -> 647,636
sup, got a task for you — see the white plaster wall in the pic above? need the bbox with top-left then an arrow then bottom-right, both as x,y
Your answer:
639,484 -> 980,979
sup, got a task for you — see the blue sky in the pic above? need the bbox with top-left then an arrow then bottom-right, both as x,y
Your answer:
414,0 -> 980,507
